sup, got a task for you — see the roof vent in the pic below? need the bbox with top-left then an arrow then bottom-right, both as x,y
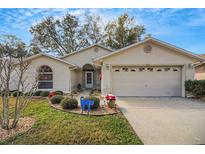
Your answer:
94,47 -> 99,52
143,44 -> 152,53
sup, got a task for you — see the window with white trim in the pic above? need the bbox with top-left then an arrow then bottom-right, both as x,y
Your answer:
156,68 -> 162,72
114,69 -> 120,72
122,67 -> 129,72
164,67 -> 171,72
130,68 -> 136,72
139,67 -> 145,72
173,68 -> 179,72
38,65 -> 53,89
147,67 -> 154,72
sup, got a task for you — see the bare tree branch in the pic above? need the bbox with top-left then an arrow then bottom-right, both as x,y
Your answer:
0,35 -> 38,129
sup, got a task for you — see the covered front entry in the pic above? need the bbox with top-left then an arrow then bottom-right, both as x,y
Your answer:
82,64 -> 101,89
112,66 -> 182,96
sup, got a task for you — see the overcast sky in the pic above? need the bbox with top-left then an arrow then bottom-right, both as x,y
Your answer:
0,8 -> 204,54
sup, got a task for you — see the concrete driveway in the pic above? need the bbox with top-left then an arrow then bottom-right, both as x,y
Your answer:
118,97 -> 205,145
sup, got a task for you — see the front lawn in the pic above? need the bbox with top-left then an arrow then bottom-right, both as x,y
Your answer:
0,98 -> 143,145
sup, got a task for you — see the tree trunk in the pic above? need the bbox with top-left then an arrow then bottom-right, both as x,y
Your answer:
1,96 -> 10,130
11,114 -> 20,129
11,104 -> 21,128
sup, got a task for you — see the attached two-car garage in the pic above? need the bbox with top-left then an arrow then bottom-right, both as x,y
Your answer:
112,66 -> 182,96
96,37 -> 203,97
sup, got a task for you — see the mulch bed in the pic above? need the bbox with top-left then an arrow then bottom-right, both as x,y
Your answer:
0,117 -> 35,141
49,101 -> 120,116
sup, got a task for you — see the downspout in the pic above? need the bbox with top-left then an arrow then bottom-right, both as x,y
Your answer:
70,66 -> 79,71
68,68 -> 72,93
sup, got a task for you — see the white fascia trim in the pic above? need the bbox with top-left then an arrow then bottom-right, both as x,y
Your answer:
94,39 -> 148,61
194,61 -> 205,67
60,44 -> 114,59
150,37 -> 205,62
24,53 -> 78,68
94,37 -> 205,62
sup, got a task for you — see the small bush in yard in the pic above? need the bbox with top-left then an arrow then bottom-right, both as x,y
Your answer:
50,95 -> 64,104
55,90 -> 63,95
61,98 -> 78,109
33,91 -> 42,96
40,91 -> 50,97
185,80 -> 205,97
84,96 -> 100,109
12,91 -> 23,97
24,92 -> 33,96
0,90 -> 12,96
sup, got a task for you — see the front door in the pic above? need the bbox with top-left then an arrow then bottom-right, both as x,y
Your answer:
85,71 -> 93,88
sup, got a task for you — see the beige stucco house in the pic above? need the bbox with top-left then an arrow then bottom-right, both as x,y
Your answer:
14,37 -> 204,97
194,54 -> 205,80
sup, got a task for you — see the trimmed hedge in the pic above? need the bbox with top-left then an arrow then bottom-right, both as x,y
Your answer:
40,91 -> 50,97
55,90 -> 63,95
13,91 -> 23,97
33,91 -> 42,96
185,80 -> 205,97
61,98 -> 78,109
25,92 -> 33,96
84,96 -> 100,109
0,91 -> 12,96
50,95 -> 64,104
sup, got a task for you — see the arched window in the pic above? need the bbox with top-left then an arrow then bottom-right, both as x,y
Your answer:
38,65 -> 53,89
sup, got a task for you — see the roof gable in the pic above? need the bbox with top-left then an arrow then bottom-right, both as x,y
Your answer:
94,37 -> 205,62
60,44 -> 113,59
25,53 -> 77,67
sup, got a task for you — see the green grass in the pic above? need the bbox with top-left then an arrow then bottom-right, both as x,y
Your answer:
0,99 -> 143,145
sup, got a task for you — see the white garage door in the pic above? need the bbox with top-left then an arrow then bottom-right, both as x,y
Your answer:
112,66 -> 181,96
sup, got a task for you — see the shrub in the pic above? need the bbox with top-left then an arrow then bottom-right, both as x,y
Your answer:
185,80 -> 205,97
33,91 -> 42,96
40,91 -> 50,97
24,92 -> 33,96
55,90 -> 63,95
185,80 -> 195,92
0,90 -> 12,96
84,96 -> 100,109
61,98 -> 78,109
50,95 -> 64,104
12,91 -> 23,97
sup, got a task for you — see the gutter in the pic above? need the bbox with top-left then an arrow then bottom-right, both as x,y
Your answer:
69,66 -> 79,71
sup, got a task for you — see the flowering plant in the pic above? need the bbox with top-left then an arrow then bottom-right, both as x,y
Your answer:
48,92 -> 56,99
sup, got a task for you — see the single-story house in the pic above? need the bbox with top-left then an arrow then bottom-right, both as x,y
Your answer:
194,54 -> 205,80
9,37 -> 205,97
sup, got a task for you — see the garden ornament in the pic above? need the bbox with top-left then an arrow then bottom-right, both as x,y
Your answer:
80,96 -> 94,114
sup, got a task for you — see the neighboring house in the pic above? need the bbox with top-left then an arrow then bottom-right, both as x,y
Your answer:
194,54 -> 205,80
9,37 -> 204,97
